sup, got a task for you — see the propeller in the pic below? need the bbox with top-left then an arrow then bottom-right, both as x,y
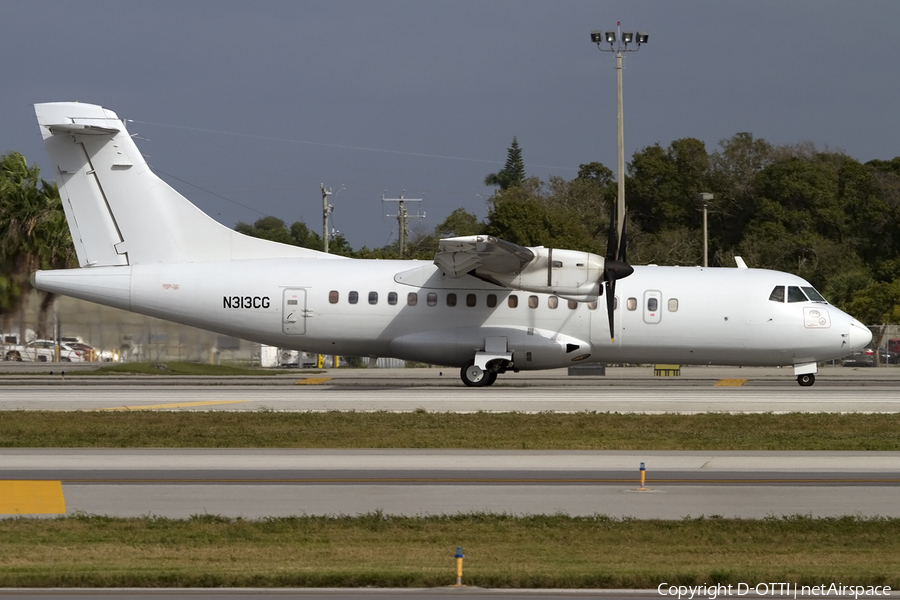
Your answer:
603,199 -> 633,342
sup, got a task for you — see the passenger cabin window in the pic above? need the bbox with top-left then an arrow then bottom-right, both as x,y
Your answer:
407,292 -> 418,306
447,293 -> 457,307
388,292 -> 398,305
626,297 -> 637,311
348,291 -> 359,304
329,291 -> 339,304
487,294 -> 497,308
548,296 -> 558,309
466,294 -> 476,307
668,298 -> 679,312
787,286 -> 808,303
568,300 -> 578,310
528,295 -> 539,309
508,295 -> 518,308
769,286 -> 785,302
427,292 -> 437,306
368,291 -> 378,305
587,301 -> 598,310
647,297 -> 659,312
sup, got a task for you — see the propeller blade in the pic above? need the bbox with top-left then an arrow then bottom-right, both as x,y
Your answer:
606,201 -> 617,260
605,273 -> 616,342
617,217 -> 627,263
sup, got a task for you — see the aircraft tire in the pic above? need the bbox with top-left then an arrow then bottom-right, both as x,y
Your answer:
797,373 -> 815,387
461,361 -> 497,387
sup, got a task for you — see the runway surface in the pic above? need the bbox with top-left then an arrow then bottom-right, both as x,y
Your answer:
3,449 -> 899,519
2,369 -> 898,520
0,382 -> 898,413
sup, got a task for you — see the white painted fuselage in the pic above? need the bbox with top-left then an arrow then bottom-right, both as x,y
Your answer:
34,257 -> 871,371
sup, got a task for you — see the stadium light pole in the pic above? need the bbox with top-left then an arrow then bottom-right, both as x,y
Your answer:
591,24 -> 648,243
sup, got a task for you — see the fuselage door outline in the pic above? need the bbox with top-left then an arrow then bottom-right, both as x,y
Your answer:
643,289 -> 662,325
283,288 -> 308,335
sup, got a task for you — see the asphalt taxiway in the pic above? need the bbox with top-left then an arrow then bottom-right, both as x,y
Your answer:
1,366 -> 898,520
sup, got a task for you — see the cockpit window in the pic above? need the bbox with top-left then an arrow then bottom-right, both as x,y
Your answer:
768,286 -> 785,302
787,286 -> 808,303
802,286 -> 827,302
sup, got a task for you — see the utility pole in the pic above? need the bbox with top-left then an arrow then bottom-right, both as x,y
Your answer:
383,193 -> 424,259
697,193 -> 714,267
321,183 -> 333,254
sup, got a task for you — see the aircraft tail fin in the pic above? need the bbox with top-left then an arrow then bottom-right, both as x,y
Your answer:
35,102 -> 329,266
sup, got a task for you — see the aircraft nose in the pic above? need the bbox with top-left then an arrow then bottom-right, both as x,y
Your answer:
846,319 -> 873,351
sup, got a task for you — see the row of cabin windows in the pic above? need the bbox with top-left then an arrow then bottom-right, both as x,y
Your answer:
328,290 -> 599,310
327,290 -> 680,313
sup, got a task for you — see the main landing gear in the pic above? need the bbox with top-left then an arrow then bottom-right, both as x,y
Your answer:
797,373 -> 815,387
460,359 -> 508,387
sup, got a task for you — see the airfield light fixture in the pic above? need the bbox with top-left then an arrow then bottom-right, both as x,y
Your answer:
591,21 -> 648,247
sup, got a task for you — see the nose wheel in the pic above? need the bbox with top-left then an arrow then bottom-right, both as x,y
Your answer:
797,373 -> 815,387
461,360 -> 498,387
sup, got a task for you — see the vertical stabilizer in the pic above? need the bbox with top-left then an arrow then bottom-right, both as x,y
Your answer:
35,102 -> 330,266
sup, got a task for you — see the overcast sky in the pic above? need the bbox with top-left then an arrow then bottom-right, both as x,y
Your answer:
3,1 -> 899,250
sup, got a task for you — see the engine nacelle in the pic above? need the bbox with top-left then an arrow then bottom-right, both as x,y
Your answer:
487,247 -> 604,301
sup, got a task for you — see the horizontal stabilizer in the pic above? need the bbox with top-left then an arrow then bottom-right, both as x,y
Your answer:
46,123 -> 119,136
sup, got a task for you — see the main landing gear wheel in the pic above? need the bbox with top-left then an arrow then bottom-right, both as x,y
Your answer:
461,360 -> 497,387
797,373 -> 815,387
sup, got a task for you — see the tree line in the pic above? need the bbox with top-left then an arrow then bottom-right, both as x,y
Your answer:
3,132 -> 900,341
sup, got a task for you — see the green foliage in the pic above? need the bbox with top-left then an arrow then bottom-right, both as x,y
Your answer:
484,136 -> 526,190
234,216 -> 353,256
0,151 -> 76,331
434,207 -> 482,238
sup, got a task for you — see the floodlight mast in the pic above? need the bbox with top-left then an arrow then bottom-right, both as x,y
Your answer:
591,22 -> 648,245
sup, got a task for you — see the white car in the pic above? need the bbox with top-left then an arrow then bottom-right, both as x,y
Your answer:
13,340 -> 86,362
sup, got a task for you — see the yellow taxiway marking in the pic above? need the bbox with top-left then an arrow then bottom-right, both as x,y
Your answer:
715,379 -> 747,387
97,400 -> 250,411
0,481 -> 65,514
294,377 -> 333,385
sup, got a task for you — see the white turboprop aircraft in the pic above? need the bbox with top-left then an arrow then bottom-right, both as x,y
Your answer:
32,102 -> 872,386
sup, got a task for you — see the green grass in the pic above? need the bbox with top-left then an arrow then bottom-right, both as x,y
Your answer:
69,361 -> 310,376
0,411 -> 899,450
0,514 -> 897,587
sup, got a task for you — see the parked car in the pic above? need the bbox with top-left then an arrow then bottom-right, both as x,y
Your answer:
20,340 -> 86,362
876,347 -> 898,365
842,348 -> 875,367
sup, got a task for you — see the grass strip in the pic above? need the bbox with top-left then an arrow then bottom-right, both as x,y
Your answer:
1,411 -> 899,450
0,513 -> 898,588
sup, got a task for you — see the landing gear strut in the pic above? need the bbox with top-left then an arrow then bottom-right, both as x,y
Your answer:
797,373 -> 815,387
460,360 -> 498,387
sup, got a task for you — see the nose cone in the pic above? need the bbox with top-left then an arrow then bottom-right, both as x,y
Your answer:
847,319 -> 873,352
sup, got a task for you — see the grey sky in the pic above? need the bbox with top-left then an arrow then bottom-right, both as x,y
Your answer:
3,0 -> 899,250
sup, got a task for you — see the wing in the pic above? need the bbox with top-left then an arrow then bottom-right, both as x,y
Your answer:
434,235 -> 535,279
433,235 -> 605,302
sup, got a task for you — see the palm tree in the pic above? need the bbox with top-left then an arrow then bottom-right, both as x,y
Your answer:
0,151 -> 76,338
